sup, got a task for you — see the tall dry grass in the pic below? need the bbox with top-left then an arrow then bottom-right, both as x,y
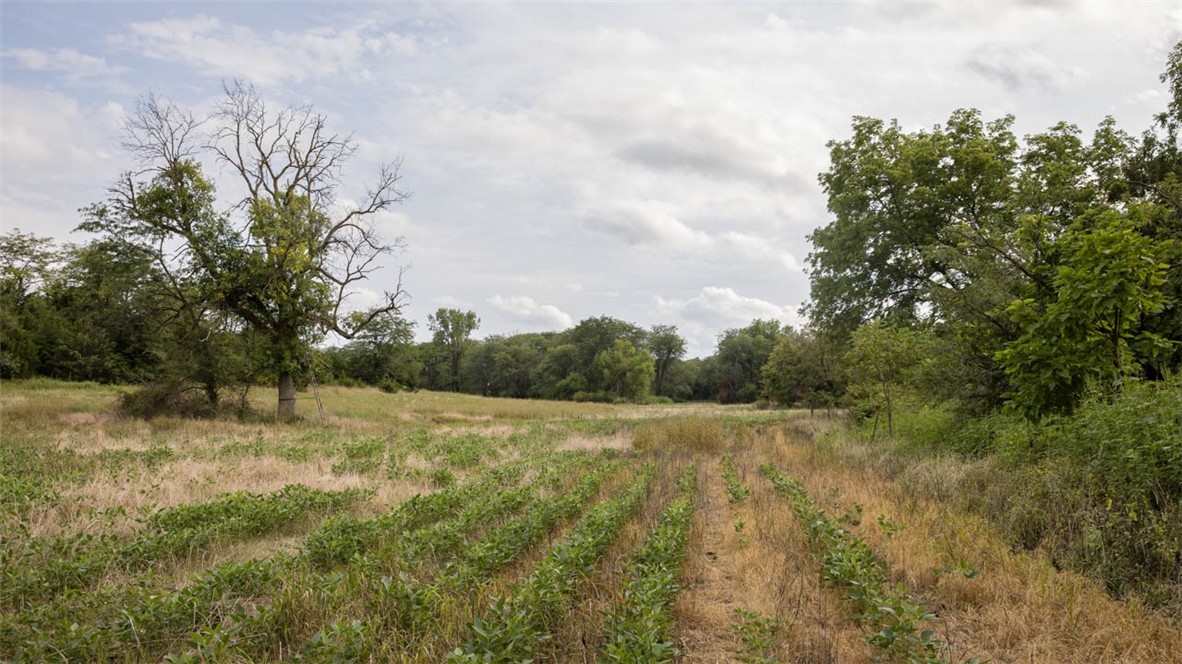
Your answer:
779,424 -> 1182,663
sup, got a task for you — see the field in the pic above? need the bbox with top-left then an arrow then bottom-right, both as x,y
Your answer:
2,381 -> 1180,663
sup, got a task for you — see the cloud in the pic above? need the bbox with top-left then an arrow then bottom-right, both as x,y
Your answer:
4,1 -> 1178,356
718,232 -> 802,272
965,43 -> 1083,92
656,287 -> 800,329
0,85 -> 126,237
653,286 -> 804,355
584,201 -> 713,249
488,295 -> 574,331
2,47 -> 126,83
111,16 -> 415,86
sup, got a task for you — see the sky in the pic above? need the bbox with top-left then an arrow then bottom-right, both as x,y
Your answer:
2,1 -> 1179,357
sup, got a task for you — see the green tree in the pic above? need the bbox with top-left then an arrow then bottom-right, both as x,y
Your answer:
845,322 -> 926,438
808,96 -> 1182,415
40,240 -> 165,384
560,316 -> 647,395
761,329 -> 843,412
0,230 -> 61,378
805,110 -> 1018,340
82,86 -> 409,418
328,313 -> 418,390
996,209 -> 1173,418
461,332 -> 552,398
714,319 -> 785,403
593,339 -> 655,401
646,324 -> 687,397
428,308 -> 480,392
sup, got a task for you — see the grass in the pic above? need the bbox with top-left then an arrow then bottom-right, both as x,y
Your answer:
2,380 -> 1180,662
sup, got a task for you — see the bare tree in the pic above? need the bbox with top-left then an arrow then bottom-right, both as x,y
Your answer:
84,82 -> 410,418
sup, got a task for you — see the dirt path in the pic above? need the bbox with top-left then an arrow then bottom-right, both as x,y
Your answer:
674,458 -> 743,662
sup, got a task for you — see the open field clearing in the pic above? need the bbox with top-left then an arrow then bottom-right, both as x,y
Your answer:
2,381 -> 1180,662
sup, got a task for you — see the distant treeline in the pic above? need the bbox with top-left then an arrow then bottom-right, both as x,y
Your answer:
0,240 -> 805,407
323,313 -> 810,405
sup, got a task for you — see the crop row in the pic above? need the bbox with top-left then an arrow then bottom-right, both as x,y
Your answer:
281,457 -> 625,661
2,454 -> 578,661
721,453 -> 749,503
1,484 -> 371,611
600,465 -> 698,663
303,460 -> 527,567
163,450 -> 617,661
448,463 -> 658,662
184,450 -> 619,660
759,464 -> 981,664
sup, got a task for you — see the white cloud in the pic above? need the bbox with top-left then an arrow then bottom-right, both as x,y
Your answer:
3,47 -> 126,82
3,1 -> 1178,354
112,16 -> 415,86
718,232 -> 802,273
0,86 -> 126,237
584,201 -> 713,249
488,295 -> 574,331
656,287 -> 799,327
654,286 -> 804,356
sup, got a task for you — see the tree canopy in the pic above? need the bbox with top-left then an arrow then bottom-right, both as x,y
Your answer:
80,83 -> 410,418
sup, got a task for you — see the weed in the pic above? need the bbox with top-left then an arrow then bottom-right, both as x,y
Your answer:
733,607 -> 781,664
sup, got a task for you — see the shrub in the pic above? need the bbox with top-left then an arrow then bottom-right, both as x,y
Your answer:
119,381 -> 218,419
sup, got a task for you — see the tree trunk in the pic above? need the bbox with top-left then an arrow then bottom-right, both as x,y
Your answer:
278,371 -> 297,420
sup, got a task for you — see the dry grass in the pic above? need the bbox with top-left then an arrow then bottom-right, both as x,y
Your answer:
557,431 -> 632,452
22,454 -> 426,538
675,437 -> 874,663
780,425 -> 1182,664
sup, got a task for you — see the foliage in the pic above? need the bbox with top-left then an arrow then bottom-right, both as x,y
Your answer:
322,313 -> 420,391
760,328 -> 844,411
600,467 -> 697,663
714,319 -> 787,403
428,308 -> 480,392
451,465 -> 656,662
646,324 -> 688,398
593,339 -> 655,402
732,608 -> 782,664
720,454 -> 749,503
79,85 -> 410,418
995,208 -> 1173,418
807,77 -> 1182,416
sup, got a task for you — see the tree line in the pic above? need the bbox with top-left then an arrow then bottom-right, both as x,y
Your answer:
0,81 -> 808,414
323,311 -> 807,405
3,43 -> 1179,425
0,241 -> 798,410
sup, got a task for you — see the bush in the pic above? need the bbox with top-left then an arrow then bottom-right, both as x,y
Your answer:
119,381 -> 219,419
878,379 -> 1182,612
378,378 -> 402,394
572,390 -> 611,403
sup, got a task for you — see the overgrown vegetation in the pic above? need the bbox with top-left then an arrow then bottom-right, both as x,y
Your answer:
761,464 -> 980,664
766,41 -> 1182,616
